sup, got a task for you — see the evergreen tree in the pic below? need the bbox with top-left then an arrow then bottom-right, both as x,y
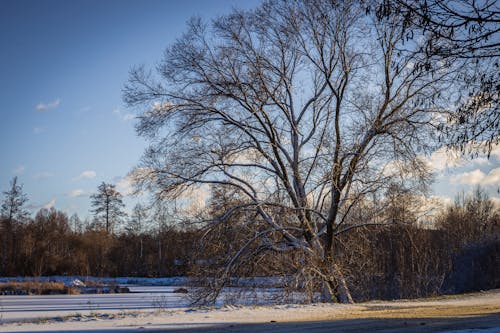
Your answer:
0,176 -> 30,275
90,182 -> 126,233
1,176 -> 30,222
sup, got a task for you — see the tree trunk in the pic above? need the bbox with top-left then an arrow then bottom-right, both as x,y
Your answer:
158,237 -> 162,276
334,263 -> 354,304
321,263 -> 354,304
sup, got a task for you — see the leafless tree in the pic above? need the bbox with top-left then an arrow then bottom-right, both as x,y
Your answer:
377,0 -> 499,156
124,0 -> 454,303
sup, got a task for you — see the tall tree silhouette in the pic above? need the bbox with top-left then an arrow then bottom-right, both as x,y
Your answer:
0,176 -> 30,275
1,176 -> 29,222
90,182 -> 126,233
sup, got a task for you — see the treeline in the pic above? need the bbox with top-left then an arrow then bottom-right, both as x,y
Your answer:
0,177 -> 199,277
342,196 -> 499,300
1,176 -> 499,301
0,206 -> 198,277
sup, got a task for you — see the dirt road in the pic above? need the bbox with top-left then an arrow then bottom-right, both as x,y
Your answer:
177,302 -> 500,333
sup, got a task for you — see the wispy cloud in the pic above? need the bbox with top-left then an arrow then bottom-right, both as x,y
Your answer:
424,148 -> 461,171
73,170 -> 96,181
116,175 -> 134,196
483,168 -> 500,186
451,169 -> 485,185
13,165 -> 25,175
34,171 -> 54,180
36,98 -> 60,112
68,189 -> 86,197
424,146 -> 493,173
43,198 -> 56,209
113,108 -> 135,122
451,167 -> 500,186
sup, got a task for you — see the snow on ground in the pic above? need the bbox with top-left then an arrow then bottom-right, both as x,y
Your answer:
444,327 -> 500,333
0,289 -> 498,332
0,286 -> 308,323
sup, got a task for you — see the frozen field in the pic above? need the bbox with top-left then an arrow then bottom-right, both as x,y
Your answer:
0,286 -> 189,322
0,285 -> 295,323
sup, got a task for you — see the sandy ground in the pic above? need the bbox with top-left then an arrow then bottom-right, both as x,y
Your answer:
0,290 -> 499,332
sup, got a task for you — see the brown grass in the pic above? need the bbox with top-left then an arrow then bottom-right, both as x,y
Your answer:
0,281 -> 79,295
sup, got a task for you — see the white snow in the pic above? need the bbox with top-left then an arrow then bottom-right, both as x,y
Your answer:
0,288 -> 498,332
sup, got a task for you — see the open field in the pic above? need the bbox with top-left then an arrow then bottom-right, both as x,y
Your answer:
0,289 -> 498,332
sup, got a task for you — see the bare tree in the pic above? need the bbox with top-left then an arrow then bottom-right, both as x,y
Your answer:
126,203 -> 148,235
125,0 -> 453,303
90,182 -> 126,233
377,0 -> 499,156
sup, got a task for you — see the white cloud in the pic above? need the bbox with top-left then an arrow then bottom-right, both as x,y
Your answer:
468,157 -> 490,166
34,171 -> 53,180
451,167 -> 500,186
115,168 -> 155,197
430,195 -> 453,207
417,195 -> 454,215
451,169 -> 486,185
424,145 -> 497,173
74,170 -> 96,180
116,175 -> 134,196
68,189 -> 86,197
113,108 -> 135,122
178,185 -> 210,214
43,199 -> 56,209
36,98 -> 60,112
490,145 -> 500,161
483,168 -> 500,186
13,165 -> 25,175
425,147 -> 461,171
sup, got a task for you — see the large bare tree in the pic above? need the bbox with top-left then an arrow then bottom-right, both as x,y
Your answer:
125,0 -> 453,303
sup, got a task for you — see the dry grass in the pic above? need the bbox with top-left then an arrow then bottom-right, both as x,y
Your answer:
82,280 -> 105,287
0,281 -> 80,295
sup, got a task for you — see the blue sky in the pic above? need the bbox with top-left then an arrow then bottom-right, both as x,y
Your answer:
0,0 -> 260,218
0,0 -> 498,220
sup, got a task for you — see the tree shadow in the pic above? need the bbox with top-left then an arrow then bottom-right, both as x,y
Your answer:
2,312 -> 499,333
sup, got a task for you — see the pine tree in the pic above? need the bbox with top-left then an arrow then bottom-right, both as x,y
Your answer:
0,176 -> 30,275
90,182 -> 126,233
1,176 -> 29,222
